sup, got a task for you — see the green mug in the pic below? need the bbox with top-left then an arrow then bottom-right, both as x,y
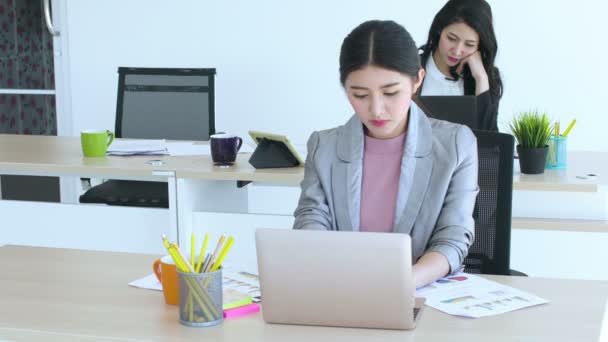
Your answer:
81,129 -> 115,157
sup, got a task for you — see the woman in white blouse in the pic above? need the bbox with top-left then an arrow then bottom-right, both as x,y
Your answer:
419,0 -> 503,131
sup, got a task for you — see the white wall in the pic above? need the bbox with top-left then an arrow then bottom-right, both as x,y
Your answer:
37,1 -> 606,281
64,0 -> 608,151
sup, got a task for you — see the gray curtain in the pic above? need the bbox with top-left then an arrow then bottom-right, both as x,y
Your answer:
0,0 -> 55,135
0,0 -> 58,203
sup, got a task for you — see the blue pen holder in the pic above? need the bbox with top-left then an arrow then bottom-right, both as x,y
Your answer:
546,136 -> 567,169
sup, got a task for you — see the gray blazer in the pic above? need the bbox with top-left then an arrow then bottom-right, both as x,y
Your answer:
293,102 -> 479,272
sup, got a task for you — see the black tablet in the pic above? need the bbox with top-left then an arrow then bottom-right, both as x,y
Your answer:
248,131 -> 304,168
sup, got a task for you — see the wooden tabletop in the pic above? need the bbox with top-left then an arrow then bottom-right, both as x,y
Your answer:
0,134 -> 304,184
0,245 -> 606,342
0,134 -> 605,191
0,134 -> 173,179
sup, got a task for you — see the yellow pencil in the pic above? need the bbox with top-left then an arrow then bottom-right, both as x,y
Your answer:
190,233 -> 195,266
168,245 -> 189,272
210,237 -> 235,272
162,236 -> 190,272
171,243 -> 195,273
161,234 -> 171,250
562,119 -> 577,137
195,233 -> 209,273
162,235 -> 184,270
167,247 -> 188,273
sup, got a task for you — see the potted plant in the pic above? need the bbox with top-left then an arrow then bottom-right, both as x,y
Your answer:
509,110 -> 553,174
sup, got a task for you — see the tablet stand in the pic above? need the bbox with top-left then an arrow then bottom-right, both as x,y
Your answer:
249,138 -> 300,169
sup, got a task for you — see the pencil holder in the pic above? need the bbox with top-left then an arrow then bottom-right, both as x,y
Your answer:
545,136 -> 567,169
177,269 -> 223,327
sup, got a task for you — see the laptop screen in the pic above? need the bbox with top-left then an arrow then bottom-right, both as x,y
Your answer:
417,95 -> 478,130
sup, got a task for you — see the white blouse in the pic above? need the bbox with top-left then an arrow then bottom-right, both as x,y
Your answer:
420,54 -> 465,96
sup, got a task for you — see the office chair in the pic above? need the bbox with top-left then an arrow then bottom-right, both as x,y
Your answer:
464,130 -> 526,276
79,67 -> 216,208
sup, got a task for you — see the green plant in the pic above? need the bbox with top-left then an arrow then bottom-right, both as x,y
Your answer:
509,110 -> 553,148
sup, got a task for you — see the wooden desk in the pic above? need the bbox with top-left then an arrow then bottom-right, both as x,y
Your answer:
0,134 -> 173,179
0,245 -> 606,342
2,134 -> 604,190
0,134 -> 303,184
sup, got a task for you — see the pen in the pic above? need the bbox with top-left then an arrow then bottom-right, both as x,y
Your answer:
201,254 -> 212,272
205,235 -> 226,272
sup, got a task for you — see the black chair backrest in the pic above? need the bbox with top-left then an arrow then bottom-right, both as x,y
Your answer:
115,67 -> 216,140
464,130 -> 514,275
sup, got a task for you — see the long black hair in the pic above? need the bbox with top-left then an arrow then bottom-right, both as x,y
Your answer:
420,0 -> 503,99
340,20 -> 420,85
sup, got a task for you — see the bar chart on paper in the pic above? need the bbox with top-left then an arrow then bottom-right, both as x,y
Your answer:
416,273 -> 548,318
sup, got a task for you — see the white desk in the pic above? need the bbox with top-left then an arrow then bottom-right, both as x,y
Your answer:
513,151 -> 607,193
0,245 -> 606,342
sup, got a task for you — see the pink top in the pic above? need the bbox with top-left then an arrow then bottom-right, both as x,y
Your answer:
360,132 -> 406,233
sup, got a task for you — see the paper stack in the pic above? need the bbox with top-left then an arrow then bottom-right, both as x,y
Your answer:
107,139 -> 168,156
222,270 -> 261,302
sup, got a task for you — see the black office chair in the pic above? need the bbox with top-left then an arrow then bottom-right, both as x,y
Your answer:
464,130 -> 526,276
79,67 -> 216,208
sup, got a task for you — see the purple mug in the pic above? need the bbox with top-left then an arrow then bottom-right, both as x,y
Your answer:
210,134 -> 243,166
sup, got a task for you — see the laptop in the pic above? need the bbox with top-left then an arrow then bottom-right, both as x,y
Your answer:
417,95 -> 478,130
255,229 -> 425,330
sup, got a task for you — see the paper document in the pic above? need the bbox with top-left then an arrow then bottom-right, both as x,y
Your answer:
128,273 -> 162,291
157,141 -> 256,156
222,270 -> 261,302
107,139 -> 168,156
166,142 -> 210,156
415,272 -> 548,318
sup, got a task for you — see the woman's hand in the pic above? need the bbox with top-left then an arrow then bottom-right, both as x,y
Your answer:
457,51 -> 489,95
412,252 -> 450,288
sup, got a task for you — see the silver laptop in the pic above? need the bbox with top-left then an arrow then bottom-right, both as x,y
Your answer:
255,228 -> 425,330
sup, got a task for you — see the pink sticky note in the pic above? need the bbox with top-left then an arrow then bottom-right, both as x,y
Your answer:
223,303 -> 260,319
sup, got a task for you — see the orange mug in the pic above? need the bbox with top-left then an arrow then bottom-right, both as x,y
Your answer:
153,255 -> 179,305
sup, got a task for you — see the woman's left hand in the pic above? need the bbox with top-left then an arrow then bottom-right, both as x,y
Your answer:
456,51 -> 487,81
457,51 -> 489,95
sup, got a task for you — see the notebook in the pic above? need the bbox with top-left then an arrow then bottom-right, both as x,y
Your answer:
255,229 -> 425,330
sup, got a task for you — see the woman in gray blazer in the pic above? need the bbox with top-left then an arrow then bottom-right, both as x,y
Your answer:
293,20 -> 479,287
